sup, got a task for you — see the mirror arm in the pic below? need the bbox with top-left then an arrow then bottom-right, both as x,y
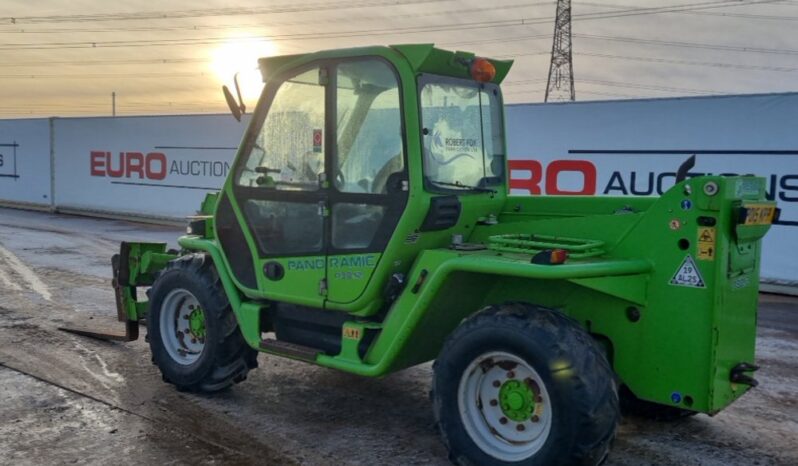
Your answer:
233,72 -> 246,114
222,72 -> 247,122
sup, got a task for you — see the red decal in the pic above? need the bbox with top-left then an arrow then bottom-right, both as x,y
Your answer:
145,152 -> 167,180
545,160 -> 597,195
125,152 -> 145,179
90,151 -> 105,176
508,160 -> 543,194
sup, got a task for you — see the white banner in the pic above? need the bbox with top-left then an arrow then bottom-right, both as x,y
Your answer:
0,119 -> 51,207
505,93 -> 798,285
53,114 -> 250,219
0,92 -> 794,285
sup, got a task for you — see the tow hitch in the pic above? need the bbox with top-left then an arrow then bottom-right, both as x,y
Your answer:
730,362 -> 760,387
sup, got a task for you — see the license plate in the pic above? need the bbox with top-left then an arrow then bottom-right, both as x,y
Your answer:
743,204 -> 776,225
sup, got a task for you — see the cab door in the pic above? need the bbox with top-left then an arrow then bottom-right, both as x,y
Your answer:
220,65 -> 328,307
326,59 -> 408,304
217,59 -> 407,308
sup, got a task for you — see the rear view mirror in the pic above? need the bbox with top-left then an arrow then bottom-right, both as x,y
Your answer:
222,72 -> 247,122
223,85 -> 242,121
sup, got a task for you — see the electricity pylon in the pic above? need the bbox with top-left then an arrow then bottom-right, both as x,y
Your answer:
545,0 -> 575,102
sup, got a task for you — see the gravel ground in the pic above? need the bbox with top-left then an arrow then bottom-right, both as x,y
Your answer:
0,207 -> 796,465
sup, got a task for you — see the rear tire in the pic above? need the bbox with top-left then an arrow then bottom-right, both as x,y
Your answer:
433,303 -> 619,466
148,254 -> 257,393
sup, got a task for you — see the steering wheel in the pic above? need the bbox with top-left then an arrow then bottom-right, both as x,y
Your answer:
372,153 -> 403,193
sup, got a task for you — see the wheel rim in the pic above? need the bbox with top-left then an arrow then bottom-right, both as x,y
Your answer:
159,288 -> 206,365
457,351 -> 553,462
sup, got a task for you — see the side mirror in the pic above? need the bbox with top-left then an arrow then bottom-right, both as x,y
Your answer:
222,72 -> 247,122
222,85 -> 242,121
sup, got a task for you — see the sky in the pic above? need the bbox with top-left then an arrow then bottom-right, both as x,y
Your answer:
0,0 -> 797,117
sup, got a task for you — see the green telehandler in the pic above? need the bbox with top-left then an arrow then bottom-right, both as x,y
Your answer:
63,44 -> 778,465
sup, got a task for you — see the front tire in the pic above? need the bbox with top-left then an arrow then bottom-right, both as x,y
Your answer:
148,254 -> 257,392
433,303 -> 619,466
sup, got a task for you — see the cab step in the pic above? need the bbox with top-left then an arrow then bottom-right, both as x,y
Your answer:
260,339 -> 322,362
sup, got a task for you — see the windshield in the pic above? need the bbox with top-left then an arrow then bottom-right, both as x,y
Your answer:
419,77 -> 505,191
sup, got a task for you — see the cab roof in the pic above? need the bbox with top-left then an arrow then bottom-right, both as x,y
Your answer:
258,44 -> 513,85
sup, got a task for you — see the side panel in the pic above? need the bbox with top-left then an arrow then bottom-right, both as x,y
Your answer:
0,118 -> 51,207
52,114 -> 246,220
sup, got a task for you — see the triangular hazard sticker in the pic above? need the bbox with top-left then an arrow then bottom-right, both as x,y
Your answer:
670,255 -> 706,288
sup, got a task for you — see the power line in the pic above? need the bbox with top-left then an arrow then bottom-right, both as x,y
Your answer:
505,77 -> 723,95
0,1 -> 785,51
0,2 -> 554,35
494,51 -> 551,58
0,72 -> 211,79
450,31 -> 798,58
0,58 -> 209,67
1,48 -> 794,93
685,10 -> 798,20
564,0 -> 787,21
0,20 -> 536,50
575,33 -> 798,56
579,78 -> 722,95
503,79 -> 552,87
576,51 -> 798,72
580,1 -> 798,22
577,89 -> 645,99
441,34 -> 552,48
0,0 -> 452,24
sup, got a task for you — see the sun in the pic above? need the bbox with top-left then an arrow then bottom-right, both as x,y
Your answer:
210,37 -> 279,102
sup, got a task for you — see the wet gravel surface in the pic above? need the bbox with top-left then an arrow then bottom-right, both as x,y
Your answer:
0,207 -> 796,465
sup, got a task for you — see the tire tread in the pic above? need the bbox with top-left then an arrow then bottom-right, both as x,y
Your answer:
149,253 -> 257,393
433,302 -> 619,466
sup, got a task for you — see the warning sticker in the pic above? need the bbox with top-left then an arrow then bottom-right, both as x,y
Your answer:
342,327 -> 362,340
697,244 -> 715,261
698,227 -> 715,243
670,255 -> 706,288
312,129 -> 323,153
697,226 -> 716,261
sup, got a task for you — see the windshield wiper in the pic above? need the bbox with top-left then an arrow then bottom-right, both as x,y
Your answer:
427,179 -> 497,194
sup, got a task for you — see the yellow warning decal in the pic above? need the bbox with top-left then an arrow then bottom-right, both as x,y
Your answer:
343,327 -> 362,340
697,226 -> 716,261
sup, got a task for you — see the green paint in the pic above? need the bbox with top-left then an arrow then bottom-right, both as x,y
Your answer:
188,307 -> 206,339
499,380 -> 535,422
115,44 -> 774,418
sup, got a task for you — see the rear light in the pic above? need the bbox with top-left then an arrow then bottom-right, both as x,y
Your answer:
470,57 -> 496,83
531,249 -> 569,265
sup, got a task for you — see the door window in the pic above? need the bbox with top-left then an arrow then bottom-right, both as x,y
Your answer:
334,60 -> 403,194
330,59 -> 404,255
237,67 -> 325,191
244,200 -> 323,254
331,203 -> 386,250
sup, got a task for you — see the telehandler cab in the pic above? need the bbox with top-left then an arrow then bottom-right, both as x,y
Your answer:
64,44 -> 777,465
